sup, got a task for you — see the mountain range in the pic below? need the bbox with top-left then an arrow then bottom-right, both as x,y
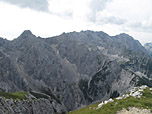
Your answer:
0,30 -> 152,113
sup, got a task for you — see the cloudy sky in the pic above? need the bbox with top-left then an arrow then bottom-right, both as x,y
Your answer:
0,0 -> 152,44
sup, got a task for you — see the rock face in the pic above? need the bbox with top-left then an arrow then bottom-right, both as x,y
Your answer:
0,97 -> 55,114
0,30 -> 152,113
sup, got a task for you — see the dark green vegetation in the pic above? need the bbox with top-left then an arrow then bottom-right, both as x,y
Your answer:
69,87 -> 152,114
0,91 -> 28,100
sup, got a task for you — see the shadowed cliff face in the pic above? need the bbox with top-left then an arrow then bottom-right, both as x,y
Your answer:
0,30 -> 152,112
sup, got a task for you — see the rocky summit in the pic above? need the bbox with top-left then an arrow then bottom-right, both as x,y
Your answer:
0,30 -> 152,114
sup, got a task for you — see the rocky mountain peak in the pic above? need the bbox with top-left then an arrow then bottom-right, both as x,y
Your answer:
19,30 -> 35,39
119,33 -> 130,36
115,33 -> 133,40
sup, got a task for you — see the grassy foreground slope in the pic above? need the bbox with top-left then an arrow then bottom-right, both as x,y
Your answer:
69,86 -> 152,114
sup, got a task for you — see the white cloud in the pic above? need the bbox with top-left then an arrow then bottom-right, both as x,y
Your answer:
0,0 -> 49,12
48,0 -> 111,21
0,0 -> 152,44
88,0 -> 112,21
0,1 -> 92,40
141,18 -> 152,31
96,11 -> 126,25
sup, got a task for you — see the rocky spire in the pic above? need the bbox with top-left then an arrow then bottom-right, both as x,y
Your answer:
19,30 -> 35,39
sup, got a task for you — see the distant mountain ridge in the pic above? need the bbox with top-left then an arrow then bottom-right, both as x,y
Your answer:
144,43 -> 152,57
0,30 -> 152,113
